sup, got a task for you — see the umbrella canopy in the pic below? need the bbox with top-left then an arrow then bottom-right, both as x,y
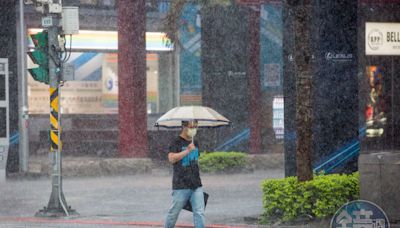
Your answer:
155,106 -> 230,128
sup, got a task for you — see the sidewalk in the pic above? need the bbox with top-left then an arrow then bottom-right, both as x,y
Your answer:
1,169 -> 284,227
8,154 -> 399,228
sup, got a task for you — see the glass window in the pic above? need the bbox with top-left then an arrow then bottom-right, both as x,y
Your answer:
0,108 -> 6,138
273,95 -> 284,139
0,75 -> 5,101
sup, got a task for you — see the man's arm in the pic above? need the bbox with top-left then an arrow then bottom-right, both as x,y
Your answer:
168,143 -> 195,164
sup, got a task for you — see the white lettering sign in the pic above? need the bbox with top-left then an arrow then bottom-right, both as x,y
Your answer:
366,22 -> 400,55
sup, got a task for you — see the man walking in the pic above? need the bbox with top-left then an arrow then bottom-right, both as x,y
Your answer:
165,120 -> 205,228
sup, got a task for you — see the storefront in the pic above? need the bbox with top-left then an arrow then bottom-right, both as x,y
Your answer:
357,2 -> 400,221
27,29 -> 175,115
358,3 -> 400,152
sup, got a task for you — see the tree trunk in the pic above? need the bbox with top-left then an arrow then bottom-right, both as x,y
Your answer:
293,2 -> 313,181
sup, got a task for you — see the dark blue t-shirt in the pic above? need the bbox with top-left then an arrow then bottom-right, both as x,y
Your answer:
168,136 -> 202,190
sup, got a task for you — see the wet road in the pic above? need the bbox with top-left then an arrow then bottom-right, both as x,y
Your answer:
0,169 -> 283,227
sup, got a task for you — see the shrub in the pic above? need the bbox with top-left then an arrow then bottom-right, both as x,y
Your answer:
260,172 -> 359,222
199,152 -> 247,173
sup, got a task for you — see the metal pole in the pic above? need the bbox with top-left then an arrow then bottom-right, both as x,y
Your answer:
36,13 -> 77,217
17,0 -> 29,172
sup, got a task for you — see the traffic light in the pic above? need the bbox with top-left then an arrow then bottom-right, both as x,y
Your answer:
28,31 -> 49,84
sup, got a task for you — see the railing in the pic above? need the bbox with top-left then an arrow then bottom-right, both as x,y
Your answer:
215,126 -> 366,173
10,133 -> 19,145
214,128 -> 250,151
313,127 -> 366,174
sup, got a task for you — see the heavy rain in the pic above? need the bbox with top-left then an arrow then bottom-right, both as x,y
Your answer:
0,0 -> 399,227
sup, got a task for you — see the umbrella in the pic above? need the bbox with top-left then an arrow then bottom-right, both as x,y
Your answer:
154,106 -> 230,128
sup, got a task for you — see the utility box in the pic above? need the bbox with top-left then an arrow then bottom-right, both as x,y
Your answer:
61,6 -> 79,35
0,59 -> 9,182
359,152 -> 400,223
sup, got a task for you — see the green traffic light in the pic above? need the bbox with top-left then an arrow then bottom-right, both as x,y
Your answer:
28,68 -> 49,85
28,51 -> 48,65
30,32 -> 48,49
28,31 -> 49,84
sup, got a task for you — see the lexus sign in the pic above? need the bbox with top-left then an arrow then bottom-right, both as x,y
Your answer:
366,22 -> 400,55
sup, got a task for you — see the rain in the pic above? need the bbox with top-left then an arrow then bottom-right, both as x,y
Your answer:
0,0 -> 398,227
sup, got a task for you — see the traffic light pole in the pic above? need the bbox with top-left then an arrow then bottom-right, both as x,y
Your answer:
35,15 -> 77,218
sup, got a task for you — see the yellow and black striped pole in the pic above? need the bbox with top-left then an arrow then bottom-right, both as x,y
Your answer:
50,86 -> 61,152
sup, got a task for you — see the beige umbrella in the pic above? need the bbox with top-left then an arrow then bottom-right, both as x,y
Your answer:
155,106 -> 230,128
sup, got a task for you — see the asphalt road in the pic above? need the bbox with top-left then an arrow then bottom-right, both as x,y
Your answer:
0,169 -> 284,227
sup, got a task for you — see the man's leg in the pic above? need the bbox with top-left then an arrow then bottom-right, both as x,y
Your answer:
190,187 -> 205,228
165,189 -> 191,228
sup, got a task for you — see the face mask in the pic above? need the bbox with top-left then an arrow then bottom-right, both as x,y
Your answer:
187,128 -> 197,138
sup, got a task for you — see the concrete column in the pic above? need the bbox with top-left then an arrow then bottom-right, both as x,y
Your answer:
117,0 -> 148,157
248,7 -> 262,154
158,52 -> 174,113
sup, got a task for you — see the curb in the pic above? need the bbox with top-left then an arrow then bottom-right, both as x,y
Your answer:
24,156 -> 155,178
10,153 -> 284,179
0,216 -> 257,228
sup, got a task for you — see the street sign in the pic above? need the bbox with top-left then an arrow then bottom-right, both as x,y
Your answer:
42,16 -> 53,27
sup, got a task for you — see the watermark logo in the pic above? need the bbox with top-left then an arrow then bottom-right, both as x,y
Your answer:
331,200 -> 390,228
368,29 -> 384,50
325,52 -> 353,61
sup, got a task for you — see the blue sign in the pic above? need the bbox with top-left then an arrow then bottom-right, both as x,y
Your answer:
331,200 -> 389,228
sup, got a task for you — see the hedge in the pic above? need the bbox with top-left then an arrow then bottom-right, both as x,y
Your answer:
199,152 -> 247,173
260,172 -> 359,222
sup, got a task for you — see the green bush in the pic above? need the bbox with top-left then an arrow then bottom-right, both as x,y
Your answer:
260,172 -> 359,222
199,152 -> 247,173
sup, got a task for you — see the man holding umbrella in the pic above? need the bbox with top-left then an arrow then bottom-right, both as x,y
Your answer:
164,120 -> 205,228
155,106 -> 230,228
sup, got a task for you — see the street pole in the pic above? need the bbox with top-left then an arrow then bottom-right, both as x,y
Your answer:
17,0 -> 29,173
35,7 -> 77,217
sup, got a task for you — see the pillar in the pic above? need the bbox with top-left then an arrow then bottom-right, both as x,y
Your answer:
117,0 -> 148,157
248,6 -> 262,154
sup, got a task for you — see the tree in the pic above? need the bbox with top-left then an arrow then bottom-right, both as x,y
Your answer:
291,0 -> 314,181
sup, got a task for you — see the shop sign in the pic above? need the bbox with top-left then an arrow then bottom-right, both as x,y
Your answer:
366,22 -> 400,55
